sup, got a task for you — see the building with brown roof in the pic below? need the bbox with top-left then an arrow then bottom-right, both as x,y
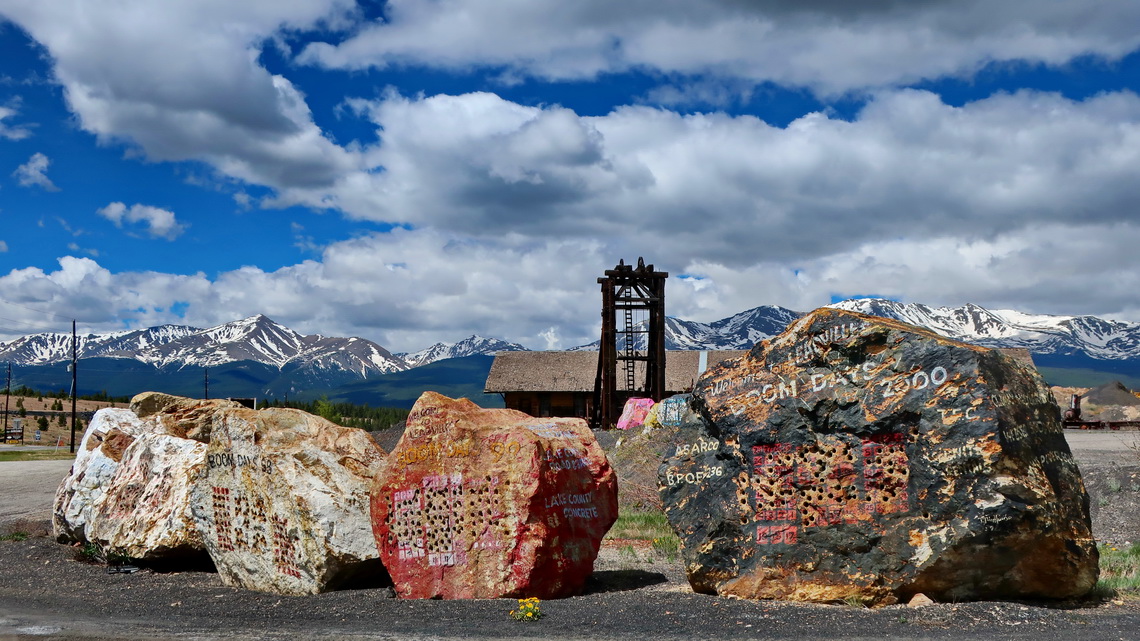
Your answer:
483,350 -> 746,419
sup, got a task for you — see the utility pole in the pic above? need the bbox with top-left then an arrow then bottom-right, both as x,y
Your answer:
204,368 -> 209,400
4,362 -> 10,441
70,320 -> 77,454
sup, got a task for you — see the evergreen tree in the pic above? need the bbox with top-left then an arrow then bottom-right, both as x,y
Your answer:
314,396 -> 340,424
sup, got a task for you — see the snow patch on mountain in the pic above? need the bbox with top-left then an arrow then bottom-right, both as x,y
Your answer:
828,299 -> 1140,360
398,336 -> 528,368
571,305 -> 803,351
0,325 -> 199,365
131,315 -> 410,374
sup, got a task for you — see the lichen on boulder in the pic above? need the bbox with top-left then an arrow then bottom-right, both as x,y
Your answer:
659,307 -> 1098,605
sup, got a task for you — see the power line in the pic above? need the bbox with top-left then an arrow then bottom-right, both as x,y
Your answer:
0,297 -> 74,322
0,315 -> 54,330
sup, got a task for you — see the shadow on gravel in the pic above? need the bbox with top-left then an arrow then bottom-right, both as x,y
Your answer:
142,552 -> 218,574
584,569 -> 669,593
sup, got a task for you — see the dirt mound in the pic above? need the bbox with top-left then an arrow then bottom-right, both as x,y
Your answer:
1084,381 -> 1140,407
597,426 -> 680,512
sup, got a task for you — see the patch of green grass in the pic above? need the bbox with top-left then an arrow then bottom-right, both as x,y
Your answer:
75,542 -> 104,564
1088,582 -> 1118,601
606,509 -> 683,563
1099,544 -> 1140,593
0,532 -> 29,542
651,535 -> 680,561
1108,477 -> 1123,493
606,509 -> 673,540
843,594 -> 870,608
0,450 -> 76,462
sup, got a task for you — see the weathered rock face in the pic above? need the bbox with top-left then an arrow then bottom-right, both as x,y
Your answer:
660,308 -> 1098,605
189,407 -> 388,595
53,408 -> 152,542
130,392 -> 244,442
372,392 -> 618,599
55,395 -> 235,546
87,432 -> 208,561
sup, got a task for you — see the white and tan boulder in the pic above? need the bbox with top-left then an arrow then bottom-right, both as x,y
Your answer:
53,408 -> 151,542
189,407 -> 388,595
87,432 -> 208,561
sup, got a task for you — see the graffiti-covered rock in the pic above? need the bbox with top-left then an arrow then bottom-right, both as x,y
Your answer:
87,432 -> 208,561
372,392 -> 618,599
189,407 -> 388,595
660,308 -> 1098,605
617,397 -> 655,431
603,394 -> 702,511
54,408 -> 153,542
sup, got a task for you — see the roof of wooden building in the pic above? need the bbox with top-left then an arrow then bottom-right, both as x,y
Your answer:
484,350 -> 748,394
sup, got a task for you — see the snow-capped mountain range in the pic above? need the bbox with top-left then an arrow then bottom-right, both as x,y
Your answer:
3,299 -> 1139,392
396,336 -> 528,368
827,299 -> 1140,360
571,299 -> 1140,362
0,314 -> 523,376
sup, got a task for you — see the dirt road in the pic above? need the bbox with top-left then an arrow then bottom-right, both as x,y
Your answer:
0,459 -> 71,524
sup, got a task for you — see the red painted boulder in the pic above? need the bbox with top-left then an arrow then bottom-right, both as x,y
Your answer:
372,392 -> 618,599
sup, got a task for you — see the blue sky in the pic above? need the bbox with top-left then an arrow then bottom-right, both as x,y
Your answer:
1,1 -> 1139,351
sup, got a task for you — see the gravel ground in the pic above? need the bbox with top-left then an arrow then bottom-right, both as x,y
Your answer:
3,434 -> 1140,640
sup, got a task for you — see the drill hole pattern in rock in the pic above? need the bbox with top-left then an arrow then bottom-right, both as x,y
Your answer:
660,307 -> 1098,606
190,407 -> 388,596
372,392 -> 618,600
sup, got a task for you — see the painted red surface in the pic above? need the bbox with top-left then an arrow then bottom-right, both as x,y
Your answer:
372,392 -> 618,599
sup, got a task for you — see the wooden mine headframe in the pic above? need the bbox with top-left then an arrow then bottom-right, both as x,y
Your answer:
593,258 -> 668,428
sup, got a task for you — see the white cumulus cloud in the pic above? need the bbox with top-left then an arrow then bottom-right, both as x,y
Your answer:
1,0 -> 361,193
97,202 -> 187,240
13,152 -> 58,191
8,213 -> 1140,351
271,88 -> 1140,270
299,0 -> 1140,95
0,104 -> 31,140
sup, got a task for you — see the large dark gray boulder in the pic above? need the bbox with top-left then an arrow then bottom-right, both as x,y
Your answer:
659,308 -> 1097,605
